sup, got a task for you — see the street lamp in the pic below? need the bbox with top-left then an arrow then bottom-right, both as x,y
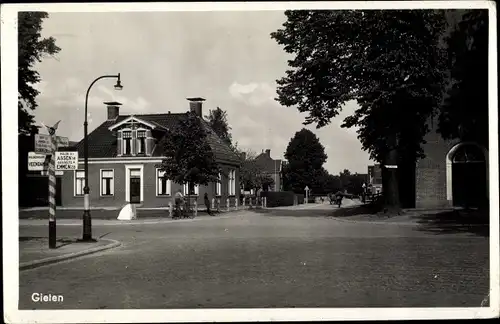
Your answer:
81,73 -> 122,242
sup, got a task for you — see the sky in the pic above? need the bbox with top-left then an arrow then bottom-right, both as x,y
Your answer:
33,11 -> 372,175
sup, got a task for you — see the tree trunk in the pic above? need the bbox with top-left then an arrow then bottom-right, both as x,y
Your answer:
382,146 -> 402,215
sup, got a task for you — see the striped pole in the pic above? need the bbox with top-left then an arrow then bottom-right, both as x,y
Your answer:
48,130 -> 57,249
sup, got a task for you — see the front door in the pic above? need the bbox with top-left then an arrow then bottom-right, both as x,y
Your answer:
129,169 -> 141,204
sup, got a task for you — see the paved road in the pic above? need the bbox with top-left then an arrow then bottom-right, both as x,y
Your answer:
19,209 -> 489,309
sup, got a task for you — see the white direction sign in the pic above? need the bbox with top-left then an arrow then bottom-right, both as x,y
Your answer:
34,134 -> 69,154
55,151 -> 78,171
28,152 -> 50,171
304,186 -> 310,192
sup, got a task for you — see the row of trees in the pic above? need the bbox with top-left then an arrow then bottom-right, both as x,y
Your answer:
271,9 -> 489,210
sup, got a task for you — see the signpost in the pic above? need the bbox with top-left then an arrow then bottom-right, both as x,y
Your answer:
37,121 -> 62,249
35,134 -> 69,154
304,185 -> 310,204
55,151 -> 78,171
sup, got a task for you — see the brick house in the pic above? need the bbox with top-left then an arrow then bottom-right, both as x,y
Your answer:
254,149 -> 282,192
414,116 -> 489,209
60,98 -> 241,209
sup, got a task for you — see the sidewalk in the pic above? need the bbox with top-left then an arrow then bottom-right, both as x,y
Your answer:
19,209 -> 255,226
19,237 -> 121,270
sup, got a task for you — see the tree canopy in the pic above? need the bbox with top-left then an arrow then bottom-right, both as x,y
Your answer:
159,112 -> 220,190
205,107 -> 234,149
438,10 -> 489,147
283,128 -> 328,193
18,12 -> 61,135
271,10 -> 448,163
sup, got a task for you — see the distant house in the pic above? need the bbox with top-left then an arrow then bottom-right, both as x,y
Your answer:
60,98 -> 241,209
254,149 -> 282,192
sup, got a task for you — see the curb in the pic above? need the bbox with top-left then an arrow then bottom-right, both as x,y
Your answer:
330,216 -> 489,227
330,217 -> 417,226
19,238 -> 122,271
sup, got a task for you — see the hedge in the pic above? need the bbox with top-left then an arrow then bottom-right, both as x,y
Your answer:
260,191 -> 304,207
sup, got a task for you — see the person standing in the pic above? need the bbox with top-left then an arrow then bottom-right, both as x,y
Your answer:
174,189 -> 184,219
204,192 -> 213,216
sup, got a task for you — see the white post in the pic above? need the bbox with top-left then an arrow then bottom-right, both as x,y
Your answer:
168,201 -> 173,218
211,198 -> 215,210
235,197 -> 239,210
249,197 -> 252,208
261,197 -> 264,208
217,198 -> 221,213
242,197 -> 245,207
264,197 -> 267,208
226,198 -> 230,212
193,200 -> 198,217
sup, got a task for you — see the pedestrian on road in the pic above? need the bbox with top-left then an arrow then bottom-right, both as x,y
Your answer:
204,192 -> 213,216
174,189 -> 184,219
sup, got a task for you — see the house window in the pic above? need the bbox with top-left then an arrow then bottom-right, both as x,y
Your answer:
123,131 -> 132,155
137,130 -> 146,155
157,169 -> 171,196
228,169 -> 236,196
183,183 -> 199,196
216,173 -> 222,196
100,169 -> 114,196
74,170 -> 85,196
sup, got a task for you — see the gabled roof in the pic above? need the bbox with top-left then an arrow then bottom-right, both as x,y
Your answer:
75,112 -> 241,164
108,115 -> 165,131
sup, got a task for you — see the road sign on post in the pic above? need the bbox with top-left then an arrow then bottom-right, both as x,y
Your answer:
28,152 -> 50,171
304,186 -> 310,204
35,134 -> 69,154
40,120 -> 62,249
55,151 -> 78,171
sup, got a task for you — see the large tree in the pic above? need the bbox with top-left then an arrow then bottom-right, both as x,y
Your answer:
438,10 -> 489,147
159,112 -> 220,211
205,107 -> 234,149
271,10 -> 447,210
283,128 -> 328,194
18,12 -> 61,135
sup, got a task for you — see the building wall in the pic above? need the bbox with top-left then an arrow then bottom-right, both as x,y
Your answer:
415,118 -> 459,208
61,160 -> 240,208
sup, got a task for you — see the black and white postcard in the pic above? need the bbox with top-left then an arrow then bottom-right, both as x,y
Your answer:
2,1 -> 498,323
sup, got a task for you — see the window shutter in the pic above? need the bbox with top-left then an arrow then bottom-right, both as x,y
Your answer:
117,131 -> 122,156
131,130 -> 137,155
146,130 -> 153,156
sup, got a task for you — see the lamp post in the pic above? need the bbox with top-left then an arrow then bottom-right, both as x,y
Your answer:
81,74 -> 123,242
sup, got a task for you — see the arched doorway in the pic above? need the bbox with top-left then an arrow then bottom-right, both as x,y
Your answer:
446,142 -> 488,208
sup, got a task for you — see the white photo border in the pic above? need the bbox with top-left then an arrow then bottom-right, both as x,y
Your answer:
2,1 -> 498,323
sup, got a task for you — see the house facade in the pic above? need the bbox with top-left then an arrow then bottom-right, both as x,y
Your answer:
254,149 -> 282,192
60,98 -> 241,209
414,116 -> 489,209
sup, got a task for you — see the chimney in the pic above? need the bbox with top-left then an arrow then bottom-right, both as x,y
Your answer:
187,97 -> 205,117
104,101 -> 122,120
265,149 -> 271,157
